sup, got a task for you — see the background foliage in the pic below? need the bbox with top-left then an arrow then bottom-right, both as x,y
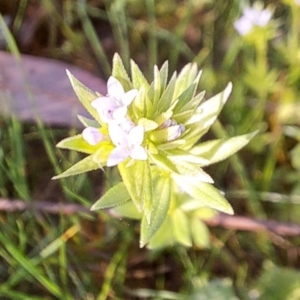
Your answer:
0,0 -> 300,299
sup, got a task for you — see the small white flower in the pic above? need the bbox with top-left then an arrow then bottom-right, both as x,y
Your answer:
295,0 -> 300,5
234,5 -> 272,36
92,77 -> 138,123
107,123 -> 147,166
82,127 -> 105,146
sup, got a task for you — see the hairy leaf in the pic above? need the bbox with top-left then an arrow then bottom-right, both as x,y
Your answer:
66,71 -> 102,124
140,174 -> 171,247
172,174 -> 233,214
91,182 -> 130,210
190,131 -> 258,165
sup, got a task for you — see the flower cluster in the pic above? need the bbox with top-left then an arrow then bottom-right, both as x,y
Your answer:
234,3 -> 272,36
54,54 -> 256,248
82,76 -> 147,166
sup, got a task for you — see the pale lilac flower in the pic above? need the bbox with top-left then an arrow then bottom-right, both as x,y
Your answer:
92,77 -> 138,123
82,127 -> 105,146
234,5 -> 272,36
107,123 -> 147,166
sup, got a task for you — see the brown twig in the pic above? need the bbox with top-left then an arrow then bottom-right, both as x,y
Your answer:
1,198 -> 300,236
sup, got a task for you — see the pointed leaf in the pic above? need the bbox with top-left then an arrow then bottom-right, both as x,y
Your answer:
53,154 -> 101,179
148,151 -> 178,173
186,82 -> 232,125
190,131 -> 258,165
112,53 -> 132,91
56,134 -> 99,154
181,82 -> 233,150
175,90 -> 205,115
156,72 -> 177,113
172,173 -> 233,214
140,174 -> 171,247
190,217 -> 210,248
172,209 -> 192,247
148,66 -> 162,114
166,149 -> 209,165
157,139 -> 186,151
173,82 -> 198,113
91,182 -> 130,210
66,70 -> 102,124
146,216 -> 174,249
77,115 -> 100,128
159,61 -> 169,91
168,159 -> 214,183
138,118 -> 158,131
173,63 -> 198,100
131,59 -> 150,90
118,160 -> 152,219
53,144 -> 113,179
111,201 -> 142,220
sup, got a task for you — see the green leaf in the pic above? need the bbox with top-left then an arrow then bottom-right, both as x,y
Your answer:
190,217 -> 210,248
173,82 -> 198,113
140,174 -> 171,247
256,263 -> 300,300
149,125 -> 183,144
53,144 -> 113,179
166,149 -> 209,165
91,182 -> 130,210
56,134 -> 99,154
111,201 -> 142,220
156,72 -> 177,114
157,139 -> 186,151
77,115 -> 100,128
186,82 -> 232,125
190,131 -> 258,166
182,82 -> 233,149
131,59 -> 150,90
190,279 -> 239,300
66,70 -> 102,124
173,63 -> 198,100
138,118 -> 158,131
146,216 -> 174,249
148,66 -> 162,116
148,151 -> 178,173
173,109 -> 194,124
168,159 -> 214,183
174,90 -> 205,117
172,209 -> 192,247
112,53 -> 132,91
118,160 -> 152,220
172,173 -> 233,214
159,61 -> 169,91
131,86 -> 153,120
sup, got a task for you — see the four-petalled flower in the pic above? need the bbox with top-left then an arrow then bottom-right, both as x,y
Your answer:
234,5 -> 272,36
107,122 -> 147,166
92,77 -> 138,123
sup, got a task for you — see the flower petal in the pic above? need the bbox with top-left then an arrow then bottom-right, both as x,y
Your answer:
234,16 -> 253,36
112,106 -> 128,120
82,127 -> 104,145
122,89 -> 138,106
256,10 -> 272,26
128,125 -> 144,146
107,77 -> 125,100
91,97 -> 115,110
108,122 -> 128,146
129,145 -> 147,161
107,147 -> 129,166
